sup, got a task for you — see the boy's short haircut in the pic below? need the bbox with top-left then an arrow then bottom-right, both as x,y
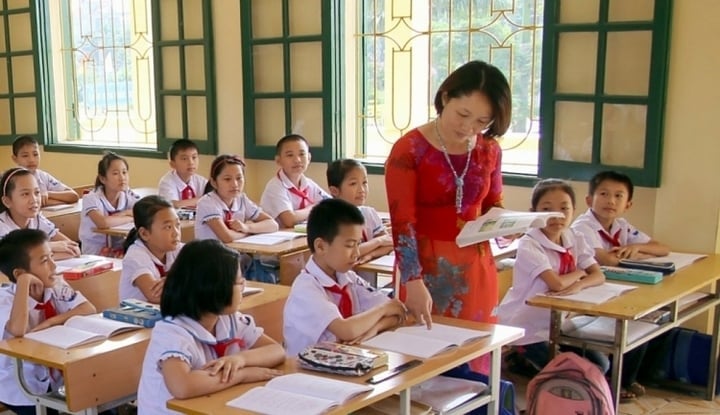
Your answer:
0,229 -> 48,281
275,134 -> 309,156
168,138 -> 199,161
307,199 -> 364,253
326,159 -> 363,188
12,135 -> 39,156
589,171 -> 634,200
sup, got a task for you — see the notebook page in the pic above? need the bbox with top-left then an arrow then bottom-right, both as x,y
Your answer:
367,253 -> 395,268
539,282 -> 636,304
268,373 -> 372,402
234,231 -> 303,245
363,331 -> 455,358
397,324 -> 490,346
644,252 -> 707,271
226,386 -> 336,415
24,326 -> 105,349
65,314 -> 142,337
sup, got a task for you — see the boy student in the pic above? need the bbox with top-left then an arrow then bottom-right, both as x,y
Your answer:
260,134 -> 330,228
282,198 -> 407,356
0,229 -> 95,414
158,138 -> 208,208
572,171 -> 669,266
11,135 -> 79,207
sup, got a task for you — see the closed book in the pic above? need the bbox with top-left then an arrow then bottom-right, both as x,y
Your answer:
601,266 -> 663,284
102,307 -> 161,328
62,260 -> 114,280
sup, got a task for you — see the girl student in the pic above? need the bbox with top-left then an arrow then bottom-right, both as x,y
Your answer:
326,159 -> 393,263
137,239 -> 285,414
120,195 -> 183,304
195,154 -> 278,242
496,179 -> 609,375
0,168 -> 80,259
79,151 -> 140,256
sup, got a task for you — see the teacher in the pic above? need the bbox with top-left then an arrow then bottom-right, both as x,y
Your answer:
386,60 -> 511,329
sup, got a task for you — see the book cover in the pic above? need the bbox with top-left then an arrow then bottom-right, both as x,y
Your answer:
62,260 -> 114,280
456,208 -> 563,248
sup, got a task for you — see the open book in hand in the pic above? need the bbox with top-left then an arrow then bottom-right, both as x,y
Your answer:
456,207 -> 564,248
23,313 -> 143,349
361,323 -> 490,359
225,373 -> 372,415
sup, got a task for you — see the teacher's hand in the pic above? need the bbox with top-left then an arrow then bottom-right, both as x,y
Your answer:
404,279 -> 433,329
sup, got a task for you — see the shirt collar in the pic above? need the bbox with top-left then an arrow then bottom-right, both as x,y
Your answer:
583,209 -> 620,233
210,191 -> 238,212
169,170 -> 191,187
526,228 -> 574,252
277,169 -> 307,190
304,256 -> 353,288
164,315 -> 237,344
132,239 -> 165,267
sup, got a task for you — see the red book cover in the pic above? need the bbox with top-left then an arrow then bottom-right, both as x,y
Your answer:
62,260 -> 114,280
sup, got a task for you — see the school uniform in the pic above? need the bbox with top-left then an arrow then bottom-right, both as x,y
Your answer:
120,240 -> 183,302
157,170 -> 208,203
259,169 -> 330,222
194,191 -> 262,241
33,169 -> 69,194
359,206 -> 385,242
79,188 -> 140,255
137,313 -> 263,415
0,283 -> 87,406
0,211 -> 59,239
571,209 -> 651,250
283,256 -> 390,356
496,228 -> 596,345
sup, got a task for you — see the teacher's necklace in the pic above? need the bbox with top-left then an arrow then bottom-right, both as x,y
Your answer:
435,118 -> 472,214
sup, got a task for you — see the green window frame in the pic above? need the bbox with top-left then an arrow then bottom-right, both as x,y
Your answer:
240,0 -> 343,162
539,0 -> 672,187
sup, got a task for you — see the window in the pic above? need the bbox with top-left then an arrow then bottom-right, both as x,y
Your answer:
0,0 -> 218,154
355,0 -> 544,176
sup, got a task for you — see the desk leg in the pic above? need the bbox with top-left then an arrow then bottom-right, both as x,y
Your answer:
399,388 -> 411,415
707,281 -> 720,399
610,320 -> 629,410
488,347 -> 501,415
548,310 -> 562,359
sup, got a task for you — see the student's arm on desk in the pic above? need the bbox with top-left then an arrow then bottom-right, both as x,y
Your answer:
49,232 -> 81,257
134,274 -> 164,304
30,300 -> 96,333
46,189 -> 80,205
540,267 -> 587,292
277,207 -> 312,229
239,211 -> 279,235
612,240 -> 670,260
203,334 -> 285,382
358,233 -> 394,262
171,197 -> 201,209
327,299 -> 406,342
551,263 -> 605,297
88,209 -> 133,229
206,218 -> 247,243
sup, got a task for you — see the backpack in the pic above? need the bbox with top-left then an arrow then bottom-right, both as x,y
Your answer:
526,352 -> 614,415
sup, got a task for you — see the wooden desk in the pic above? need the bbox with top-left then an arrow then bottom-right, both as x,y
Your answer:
0,330 -> 150,414
527,254 -> 720,408
167,317 -> 524,415
227,237 -> 310,286
93,220 -> 195,243
67,267 -> 122,311
44,201 -> 83,242
239,282 -> 290,342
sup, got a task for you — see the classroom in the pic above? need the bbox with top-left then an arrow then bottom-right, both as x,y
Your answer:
0,0 -> 718,414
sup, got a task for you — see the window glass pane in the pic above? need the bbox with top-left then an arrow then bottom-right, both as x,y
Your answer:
559,0 -> 599,23
159,0 -> 179,40
185,45 -> 206,90
553,101 -> 593,163
290,42 -> 322,91
604,31 -> 651,96
0,18 -> 6,52
253,44 -> 284,93
182,0 -> 204,38
601,104 -> 646,167
187,96 -> 207,140
15,96 -> 35,133
0,99 -> 10,134
251,0 -> 283,38
161,46 -> 181,89
289,0 -> 321,36
0,58 -> 7,93
6,0 -> 29,10
291,98 -> 323,146
11,55 -> 34,93
163,96 -> 183,138
556,32 -> 597,94
608,0 -> 654,22
8,13 -> 31,51
255,98 -> 286,146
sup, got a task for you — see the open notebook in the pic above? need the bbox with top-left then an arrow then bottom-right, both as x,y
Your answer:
24,313 -> 142,349
226,373 -> 372,415
362,323 -> 490,359
538,282 -> 637,304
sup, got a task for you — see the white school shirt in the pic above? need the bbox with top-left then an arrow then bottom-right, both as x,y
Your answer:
495,228 -> 597,345
571,209 -> 651,250
0,283 -> 88,405
359,206 -> 385,242
194,191 -> 262,241
120,239 -> 183,302
283,256 -> 390,356
33,169 -> 69,193
157,170 -> 208,203
260,170 -> 330,221
0,211 -> 59,239
79,188 -> 140,255
137,313 -> 263,415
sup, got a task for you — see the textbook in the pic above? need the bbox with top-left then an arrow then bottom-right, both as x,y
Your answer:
298,342 -> 388,376
225,373 -> 372,415
455,208 -> 564,248
23,313 -> 143,349
361,323 -> 490,359
538,282 -> 637,304
55,255 -> 114,280
234,231 -> 304,245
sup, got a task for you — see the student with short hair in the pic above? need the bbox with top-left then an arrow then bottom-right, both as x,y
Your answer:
0,229 -> 95,415
11,135 -> 79,207
260,134 -> 330,228
137,239 -> 285,414
120,196 -> 183,304
572,170 -> 669,266
158,139 -> 208,209
283,198 -> 406,356
79,151 -> 139,256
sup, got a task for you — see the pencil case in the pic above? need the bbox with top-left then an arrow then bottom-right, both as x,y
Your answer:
601,266 -> 663,284
618,259 -> 675,275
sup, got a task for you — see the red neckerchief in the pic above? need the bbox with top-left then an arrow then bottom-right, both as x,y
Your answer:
558,249 -> 576,274
181,185 -> 195,200
598,229 -> 621,247
224,210 -> 234,227
211,338 -> 245,357
324,284 -> 353,318
154,263 -> 167,278
35,299 -> 57,320
278,171 -> 312,209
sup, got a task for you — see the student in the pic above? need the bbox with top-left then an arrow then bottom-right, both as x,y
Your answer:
0,168 -> 81,259
496,179 -> 609,375
326,159 -> 393,263
157,138 -> 208,209
260,134 -> 330,228
572,170 -> 670,266
137,239 -> 285,414
11,135 -> 79,206
0,229 -> 95,415
79,152 -> 139,256
283,198 -> 406,356
120,196 -> 183,304
195,155 -> 278,242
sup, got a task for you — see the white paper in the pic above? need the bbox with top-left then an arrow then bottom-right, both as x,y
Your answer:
562,315 -> 658,344
242,286 -> 264,296
539,282 -> 637,304
643,252 -> 707,271
367,253 -> 395,268
55,255 -> 112,273
396,323 -> 490,346
24,326 -> 105,349
235,231 -> 303,245
363,331 -> 455,358
411,375 -> 487,413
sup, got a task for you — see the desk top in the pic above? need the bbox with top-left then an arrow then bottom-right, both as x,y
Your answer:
93,220 -> 194,238
227,235 -> 308,256
42,201 -> 82,218
527,254 -> 720,320
167,317 -> 524,415
240,281 -> 290,311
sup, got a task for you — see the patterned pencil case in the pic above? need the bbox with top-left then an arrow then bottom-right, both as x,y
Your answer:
298,345 -> 375,376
